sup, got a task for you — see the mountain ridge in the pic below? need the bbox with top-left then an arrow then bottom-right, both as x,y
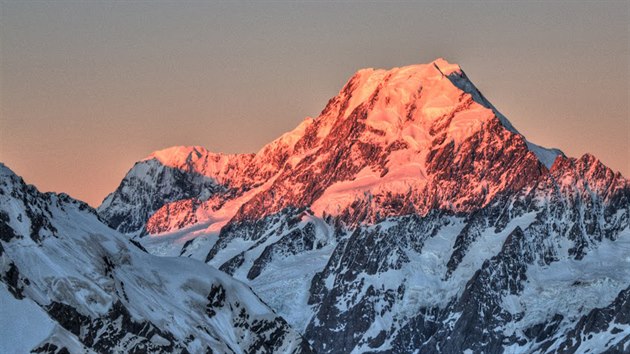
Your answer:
0,162 -> 313,354
9,58 -> 627,353
98,58 -> 578,237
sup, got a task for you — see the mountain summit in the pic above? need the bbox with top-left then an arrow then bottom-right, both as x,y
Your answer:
100,59 -> 564,235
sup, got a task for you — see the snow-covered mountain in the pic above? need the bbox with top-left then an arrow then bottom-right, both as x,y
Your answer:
98,59 -> 630,353
11,58 -> 630,353
0,163 -> 312,354
100,59 -> 567,236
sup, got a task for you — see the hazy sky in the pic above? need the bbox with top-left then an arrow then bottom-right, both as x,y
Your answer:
1,1 -> 628,207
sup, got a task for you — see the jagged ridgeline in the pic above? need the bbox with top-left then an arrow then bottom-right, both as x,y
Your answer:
2,59 -> 629,353
0,165 -> 313,353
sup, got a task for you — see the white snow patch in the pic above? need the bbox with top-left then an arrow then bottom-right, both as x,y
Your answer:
0,283 -> 56,353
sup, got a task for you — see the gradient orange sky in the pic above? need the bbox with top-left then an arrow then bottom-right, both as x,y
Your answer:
1,1 -> 628,207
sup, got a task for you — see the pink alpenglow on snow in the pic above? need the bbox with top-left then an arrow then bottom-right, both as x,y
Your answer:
122,59 -> 571,237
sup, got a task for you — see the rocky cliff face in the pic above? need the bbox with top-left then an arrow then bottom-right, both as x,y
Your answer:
96,58 -> 630,353
0,164 -> 312,354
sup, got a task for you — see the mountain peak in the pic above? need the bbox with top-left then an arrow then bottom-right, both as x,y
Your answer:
141,145 -> 255,180
316,59 -> 514,153
351,58 -> 461,83
431,57 -> 462,76
101,59 -> 572,232
326,60 -> 471,126
0,162 -> 16,178
144,145 -> 211,166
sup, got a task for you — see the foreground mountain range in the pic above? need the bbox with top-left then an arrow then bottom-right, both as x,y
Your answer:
2,59 -> 629,353
0,164 -> 312,353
